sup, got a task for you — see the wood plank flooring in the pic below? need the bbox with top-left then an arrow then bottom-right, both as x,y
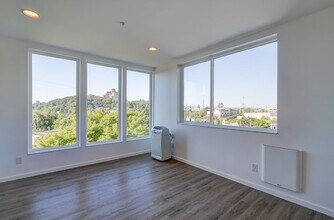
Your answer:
0,154 -> 332,220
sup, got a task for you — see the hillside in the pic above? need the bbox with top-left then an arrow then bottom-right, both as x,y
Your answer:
32,95 -> 150,148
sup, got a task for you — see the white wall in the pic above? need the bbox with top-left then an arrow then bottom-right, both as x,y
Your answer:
154,6 -> 334,217
0,36 -> 151,182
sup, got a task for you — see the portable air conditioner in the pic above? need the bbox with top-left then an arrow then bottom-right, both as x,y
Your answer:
150,126 -> 172,161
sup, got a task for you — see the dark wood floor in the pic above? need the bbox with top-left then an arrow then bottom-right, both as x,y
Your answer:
0,154 -> 332,220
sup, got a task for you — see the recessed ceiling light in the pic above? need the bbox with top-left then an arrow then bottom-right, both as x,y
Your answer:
149,47 -> 158,52
21,9 -> 40,19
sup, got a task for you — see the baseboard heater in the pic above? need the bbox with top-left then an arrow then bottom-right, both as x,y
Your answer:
261,145 -> 303,192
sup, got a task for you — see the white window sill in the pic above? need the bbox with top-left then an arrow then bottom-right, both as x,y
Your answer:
179,122 -> 278,134
86,140 -> 122,147
126,136 -> 150,142
28,145 -> 81,154
28,137 -> 151,154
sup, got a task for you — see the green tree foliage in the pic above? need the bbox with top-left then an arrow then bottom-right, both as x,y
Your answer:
127,111 -> 149,138
184,107 -> 209,122
225,115 -> 271,128
87,110 -> 119,142
32,109 -> 57,131
252,117 -> 271,128
35,113 -> 76,147
87,95 -> 118,111
225,115 -> 238,125
33,97 -> 149,148
127,99 -> 150,138
214,117 -> 222,125
217,102 -> 224,108
33,96 -> 76,115
243,108 -> 255,113
128,100 -> 150,114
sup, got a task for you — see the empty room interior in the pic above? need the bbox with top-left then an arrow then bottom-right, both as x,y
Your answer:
1,0 -> 334,219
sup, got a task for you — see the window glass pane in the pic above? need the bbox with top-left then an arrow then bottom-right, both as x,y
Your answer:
127,70 -> 150,138
183,61 -> 211,123
213,42 -> 277,130
31,54 -> 77,149
87,63 -> 119,143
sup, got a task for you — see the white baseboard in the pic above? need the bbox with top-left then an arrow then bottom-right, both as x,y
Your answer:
173,155 -> 334,218
0,150 -> 150,183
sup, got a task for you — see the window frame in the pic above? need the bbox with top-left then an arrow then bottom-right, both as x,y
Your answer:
28,49 -> 81,154
125,68 -> 153,141
27,48 -> 154,154
181,60 -> 212,124
85,60 -> 122,146
178,35 -> 278,134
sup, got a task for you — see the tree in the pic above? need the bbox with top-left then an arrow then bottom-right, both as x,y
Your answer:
32,109 -> 57,131
33,96 -> 150,148
127,111 -> 149,137
35,113 -> 76,147
252,117 -> 271,128
87,110 -> 119,142
214,117 -> 222,125
217,102 -> 224,108
244,108 -> 254,113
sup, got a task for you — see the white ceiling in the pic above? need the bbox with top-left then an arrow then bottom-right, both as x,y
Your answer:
0,0 -> 333,67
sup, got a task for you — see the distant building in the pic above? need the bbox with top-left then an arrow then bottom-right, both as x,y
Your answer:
104,88 -> 119,100
184,105 -> 201,112
207,107 -> 240,119
265,107 -> 277,112
216,108 -> 239,117
241,112 -> 277,120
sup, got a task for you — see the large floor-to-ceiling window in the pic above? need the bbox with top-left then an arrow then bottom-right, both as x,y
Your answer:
30,52 -> 79,150
28,50 -> 153,153
126,70 -> 151,139
87,62 -> 121,144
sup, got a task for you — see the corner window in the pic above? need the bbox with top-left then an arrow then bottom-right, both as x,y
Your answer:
180,36 -> 277,132
30,52 -> 79,150
87,63 -> 120,144
126,70 -> 151,138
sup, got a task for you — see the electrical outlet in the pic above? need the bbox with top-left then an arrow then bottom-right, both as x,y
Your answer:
16,157 -> 22,165
252,164 -> 258,173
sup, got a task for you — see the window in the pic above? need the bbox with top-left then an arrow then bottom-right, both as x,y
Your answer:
87,63 -> 120,144
127,70 -> 151,138
29,49 -> 153,153
180,37 -> 277,132
214,42 -> 277,130
30,52 -> 79,150
183,61 -> 211,123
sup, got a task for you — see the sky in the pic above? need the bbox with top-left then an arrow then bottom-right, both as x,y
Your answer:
87,63 -> 118,97
32,54 -> 76,103
32,54 -> 149,103
184,42 -> 277,108
33,42 -> 275,107
127,70 -> 150,101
